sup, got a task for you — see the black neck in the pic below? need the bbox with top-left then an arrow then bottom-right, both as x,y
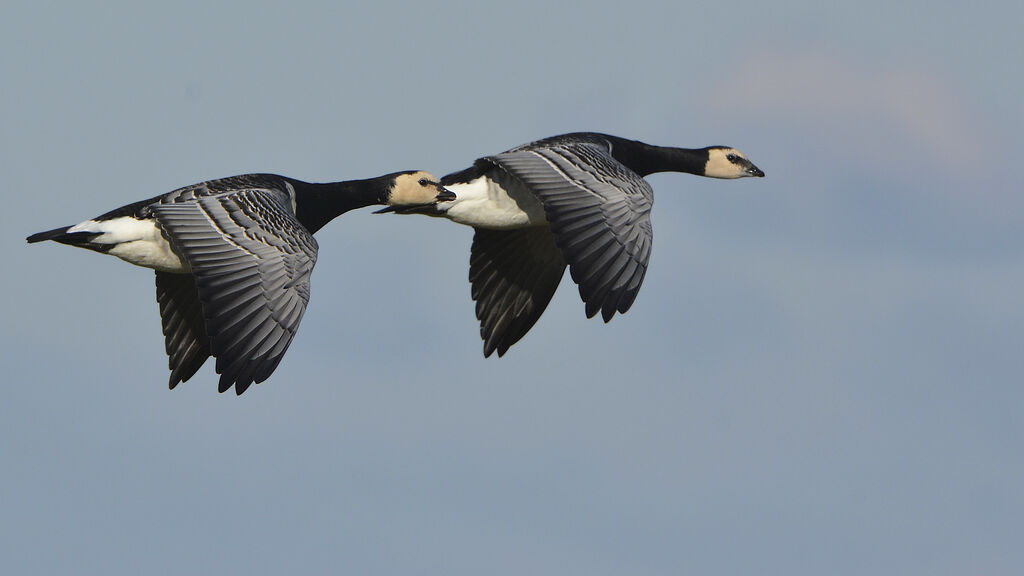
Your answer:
293,176 -> 391,234
603,135 -> 710,177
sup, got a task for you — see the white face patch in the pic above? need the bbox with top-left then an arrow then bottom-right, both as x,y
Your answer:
704,148 -> 750,179
388,171 -> 442,206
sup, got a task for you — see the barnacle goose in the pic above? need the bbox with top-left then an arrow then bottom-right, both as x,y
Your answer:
28,171 -> 453,394
395,132 -> 764,357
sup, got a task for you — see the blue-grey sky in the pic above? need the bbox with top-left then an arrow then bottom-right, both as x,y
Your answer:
3,1 -> 1021,574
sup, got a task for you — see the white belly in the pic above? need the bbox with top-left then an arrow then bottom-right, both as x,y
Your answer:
69,216 -> 190,273
439,176 -> 547,229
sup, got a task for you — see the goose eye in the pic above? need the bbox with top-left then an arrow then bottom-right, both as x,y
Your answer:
726,154 -> 739,162
418,178 -> 431,186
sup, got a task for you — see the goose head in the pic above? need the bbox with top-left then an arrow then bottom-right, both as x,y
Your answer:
704,147 -> 765,179
375,171 -> 455,213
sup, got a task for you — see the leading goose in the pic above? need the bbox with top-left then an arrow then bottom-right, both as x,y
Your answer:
398,132 -> 764,357
28,171 -> 452,394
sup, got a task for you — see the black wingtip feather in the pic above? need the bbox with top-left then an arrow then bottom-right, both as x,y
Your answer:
601,305 -> 616,323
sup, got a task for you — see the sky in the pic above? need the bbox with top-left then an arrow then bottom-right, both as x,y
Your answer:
2,1 -> 1022,574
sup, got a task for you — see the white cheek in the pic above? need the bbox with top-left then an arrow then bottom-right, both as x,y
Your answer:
392,186 -> 433,205
704,155 -> 745,179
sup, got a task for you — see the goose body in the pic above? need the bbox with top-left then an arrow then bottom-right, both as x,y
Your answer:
28,171 -> 450,394
66,215 -> 190,272
427,132 -> 764,357
439,172 -> 547,229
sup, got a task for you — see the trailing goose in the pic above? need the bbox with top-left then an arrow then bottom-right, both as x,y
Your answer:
27,171 -> 453,394
393,132 -> 764,357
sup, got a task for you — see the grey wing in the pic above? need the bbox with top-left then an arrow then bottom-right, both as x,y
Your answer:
150,188 -> 318,394
470,227 -> 567,357
155,271 -> 211,389
485,141 -> 653,321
